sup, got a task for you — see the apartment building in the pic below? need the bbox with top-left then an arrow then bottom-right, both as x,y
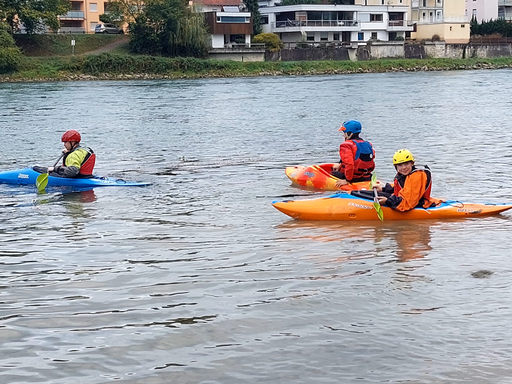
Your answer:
259,0 -> 469,45
59,0 -> 109,33
410,0 -> 469,42
498,0 -> 512,21
466,0 -> 498,23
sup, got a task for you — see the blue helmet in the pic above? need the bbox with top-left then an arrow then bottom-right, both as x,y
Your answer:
339,120 -> 362,134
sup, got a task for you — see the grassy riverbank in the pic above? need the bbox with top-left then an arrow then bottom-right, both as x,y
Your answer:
2,54 -> 512,82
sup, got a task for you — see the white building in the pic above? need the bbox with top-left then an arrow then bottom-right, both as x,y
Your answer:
259,2 -> 413,46
498,0 -> 512,21
466,0 -> 498,23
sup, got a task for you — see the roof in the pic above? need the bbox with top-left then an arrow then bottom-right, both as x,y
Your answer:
200,0 -> 243,6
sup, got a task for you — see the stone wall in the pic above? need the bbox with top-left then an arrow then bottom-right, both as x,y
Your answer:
263,42 -> 512,62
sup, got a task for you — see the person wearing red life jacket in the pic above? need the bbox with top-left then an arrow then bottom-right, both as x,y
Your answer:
373,149 -> 440,211
47,130 -> 96,178
331,120 -> 375,188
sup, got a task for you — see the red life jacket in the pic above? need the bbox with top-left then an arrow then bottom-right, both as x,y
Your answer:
79,147 -> 96,175
63,146 -> 96,176
351,139 -> 375,179
393,165 -> 432,202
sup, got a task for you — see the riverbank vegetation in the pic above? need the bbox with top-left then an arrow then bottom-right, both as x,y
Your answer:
2,54 -> 512,82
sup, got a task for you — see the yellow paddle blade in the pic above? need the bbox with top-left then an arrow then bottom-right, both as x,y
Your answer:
370,172 -> 377,189
36,173 -> 49,192
373,199 -> 384,221
371,173 -> 384,221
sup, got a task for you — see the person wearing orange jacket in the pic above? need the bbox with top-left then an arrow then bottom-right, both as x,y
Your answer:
331,120 -> 375,189
373,149 -> 440,211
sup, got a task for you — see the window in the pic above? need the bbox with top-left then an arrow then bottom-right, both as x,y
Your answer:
358,32 -> 364,40
472,9 -> 477,18
370,14 -> 383,22
90,3 -> 97,12
90,22 -> 98,31
216,16 -> 250,23
307,33 -> 314,41
371,32 -> 377,39
333,33 -> 340,40
320,32 -> 328,41
260,15 -> 268,24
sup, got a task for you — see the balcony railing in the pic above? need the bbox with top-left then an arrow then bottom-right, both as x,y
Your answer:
58,27 -> 86,33
415,16 -> 469,24
274,19 -> 359,28
498,0 -> 512,6
388,20 -> 404,27
59,11 -> 85,20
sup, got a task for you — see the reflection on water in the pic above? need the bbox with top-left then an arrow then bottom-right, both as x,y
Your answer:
2,72 -> 512,383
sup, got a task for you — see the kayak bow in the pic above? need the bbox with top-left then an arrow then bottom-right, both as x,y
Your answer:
285,163 -> 375,191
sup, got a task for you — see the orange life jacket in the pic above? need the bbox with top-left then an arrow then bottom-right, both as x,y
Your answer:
393,165 -> 433,208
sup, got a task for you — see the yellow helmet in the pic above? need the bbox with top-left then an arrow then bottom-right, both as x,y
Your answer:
393,149 -> 415,165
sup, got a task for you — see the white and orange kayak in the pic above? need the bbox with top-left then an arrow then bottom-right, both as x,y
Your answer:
285,163 -> 374,191
272,193 -> 512,221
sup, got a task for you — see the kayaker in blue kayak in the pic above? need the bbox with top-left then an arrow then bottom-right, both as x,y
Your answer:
331,120 -> 375,188
35,130 -> 96,178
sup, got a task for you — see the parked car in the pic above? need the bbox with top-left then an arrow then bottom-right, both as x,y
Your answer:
95,23 -> 124,34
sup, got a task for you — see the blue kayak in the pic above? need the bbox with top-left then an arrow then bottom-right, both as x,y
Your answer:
0,167 -> 150,188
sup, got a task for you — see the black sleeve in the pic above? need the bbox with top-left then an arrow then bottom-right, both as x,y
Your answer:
382,183 -> 394,194
386,195 -> 403,209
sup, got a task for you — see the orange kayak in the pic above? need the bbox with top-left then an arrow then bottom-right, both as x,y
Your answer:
285,163 -> 373,191
272,193 -> 512,221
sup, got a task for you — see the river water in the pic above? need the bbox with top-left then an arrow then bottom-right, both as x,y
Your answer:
1,69 -> 512,384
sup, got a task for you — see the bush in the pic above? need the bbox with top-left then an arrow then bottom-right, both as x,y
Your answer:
394,36 -> 404,41
0,23 -> 23,73
432,34 -> 441,41
252,33 -> 284,52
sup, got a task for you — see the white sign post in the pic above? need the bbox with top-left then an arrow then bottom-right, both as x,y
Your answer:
71,39 -> 76,56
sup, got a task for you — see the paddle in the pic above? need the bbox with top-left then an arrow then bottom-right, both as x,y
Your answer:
369,173 -> 384,222
36,153 -> 64,192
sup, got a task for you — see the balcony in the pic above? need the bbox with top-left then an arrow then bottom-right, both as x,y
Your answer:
387,20 -> 414,31
60,11 -> 85,20
58,27 -> 86,33
416,16 -> 469,25
273,19 -> 359,31
498,0 -> 512,6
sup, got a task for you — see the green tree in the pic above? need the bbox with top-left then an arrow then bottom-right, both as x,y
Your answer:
99,1 -> 126,25
0,22 -> 22,72
0,0 -> 70,34
243,0 -> 261,36
129,0 -> 209,57
101,0 -> 145,24
252,32 -> 283,51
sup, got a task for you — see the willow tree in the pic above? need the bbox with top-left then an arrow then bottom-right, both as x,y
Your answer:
129,0 -> 209,57
169,14 -> 209,57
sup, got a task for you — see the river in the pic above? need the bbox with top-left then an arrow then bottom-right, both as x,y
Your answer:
1,69 -> 512,384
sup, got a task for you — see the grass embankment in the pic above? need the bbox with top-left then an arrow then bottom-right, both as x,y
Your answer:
14,34 -> 129,56
3,35 -> 512,82
2,55 -> 512,82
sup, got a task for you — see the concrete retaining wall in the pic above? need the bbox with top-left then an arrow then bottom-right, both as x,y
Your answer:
264,41 -> 512,62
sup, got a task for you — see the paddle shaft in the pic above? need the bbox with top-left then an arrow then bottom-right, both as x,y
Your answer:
51,153 -> 65,169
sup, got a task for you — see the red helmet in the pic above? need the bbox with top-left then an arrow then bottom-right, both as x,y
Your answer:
61,130 -> 81,143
